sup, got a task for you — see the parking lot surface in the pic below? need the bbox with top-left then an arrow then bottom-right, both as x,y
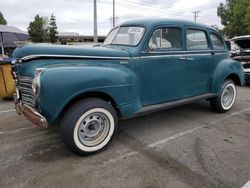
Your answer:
1,86 -> 250,188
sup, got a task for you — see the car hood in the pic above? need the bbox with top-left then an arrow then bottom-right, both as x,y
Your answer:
231,35 -> 250,49
12,44 -> 131,60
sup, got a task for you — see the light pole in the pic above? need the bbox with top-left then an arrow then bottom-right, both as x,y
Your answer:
113,0 -> 115,27
93,0 -> 98,43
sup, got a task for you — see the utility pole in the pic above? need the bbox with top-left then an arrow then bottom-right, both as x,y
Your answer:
112,0 -> 115,27
93,0 -> 98,43
192,11 -> 200,22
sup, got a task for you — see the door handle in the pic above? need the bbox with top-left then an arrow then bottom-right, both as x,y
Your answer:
179,57 -> 186,60
179,57 -> 194,61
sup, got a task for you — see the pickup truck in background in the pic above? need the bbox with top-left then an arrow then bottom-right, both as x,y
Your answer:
230,35 -> 250,84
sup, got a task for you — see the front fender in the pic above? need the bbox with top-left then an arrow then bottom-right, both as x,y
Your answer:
211,58 -> 244,94
37,65 -> 140,124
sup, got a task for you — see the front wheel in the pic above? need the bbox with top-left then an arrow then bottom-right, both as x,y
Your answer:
210,80 -> 237,113
60,98 -> 118,156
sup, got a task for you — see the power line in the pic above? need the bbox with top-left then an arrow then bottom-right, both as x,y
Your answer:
116,1 -> 191,16
99,0 -> 193,16
98,0 -> 217,26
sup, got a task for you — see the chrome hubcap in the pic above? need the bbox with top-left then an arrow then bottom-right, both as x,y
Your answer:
78,112 -> 110,147
221,85 -> 235,109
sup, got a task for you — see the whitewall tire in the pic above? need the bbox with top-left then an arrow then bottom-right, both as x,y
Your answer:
210,80 -> 237,113
60,98 -> 118,156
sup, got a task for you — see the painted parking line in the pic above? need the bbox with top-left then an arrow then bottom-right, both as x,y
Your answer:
147,126 -> 202,148
0,127 -> 34,136
110,107 -> 250,163
242,180 -> 250,188
148,107 -> 250,148
0,109 -> 16,114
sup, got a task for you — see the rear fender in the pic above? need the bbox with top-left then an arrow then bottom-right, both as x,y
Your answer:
211,59 -> 244,94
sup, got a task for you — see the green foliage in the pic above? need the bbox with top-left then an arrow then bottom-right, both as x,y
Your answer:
27,15 -> 48,42
49,14 -> 58,43
217,0 -> 250,38
27,14 -> 58,43
0,11 -> 7,25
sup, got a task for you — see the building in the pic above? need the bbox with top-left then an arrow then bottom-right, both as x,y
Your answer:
58,32 -> 106,44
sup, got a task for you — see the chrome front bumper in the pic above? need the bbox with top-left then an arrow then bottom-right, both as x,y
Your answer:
13,93 -> 48,128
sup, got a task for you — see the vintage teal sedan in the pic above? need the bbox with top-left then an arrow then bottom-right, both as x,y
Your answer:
12,19 -> 244,155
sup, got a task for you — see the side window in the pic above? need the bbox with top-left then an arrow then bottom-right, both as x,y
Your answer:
210,33 -> 225,50
186,29 -> 209,50
149,27 -> 182,50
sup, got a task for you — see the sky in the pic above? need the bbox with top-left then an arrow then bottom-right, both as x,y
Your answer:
1,0 -> 226,36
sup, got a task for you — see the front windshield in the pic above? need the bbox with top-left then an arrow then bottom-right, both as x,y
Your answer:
103,26 -> 145,46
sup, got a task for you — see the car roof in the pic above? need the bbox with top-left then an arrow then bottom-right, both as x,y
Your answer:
120,18 -> 216,31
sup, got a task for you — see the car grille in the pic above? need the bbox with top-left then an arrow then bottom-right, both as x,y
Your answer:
18,76 -> 36,107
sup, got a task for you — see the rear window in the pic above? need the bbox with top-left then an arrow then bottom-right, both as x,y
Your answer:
186,29 -> 209,50
210,33 -> 226,50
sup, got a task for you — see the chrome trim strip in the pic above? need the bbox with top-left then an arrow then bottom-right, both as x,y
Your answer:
135,93 -> 216,117
131,57 -> 141,60
140,53 -> 212,59
120,61 -> 129,64
244,68 -> 250,73
233,55 -> 250,60
20,54 -> 130,61
18,76 -> 36,107
138,51 -> 229,59
141,50 -> 228,54
214,52 -> 229,55
18,88 -> 35,95
18,76 -> 33,81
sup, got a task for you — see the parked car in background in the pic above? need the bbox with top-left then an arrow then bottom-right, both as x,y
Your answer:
11,19 -> 244,155
230,35 -> 250,84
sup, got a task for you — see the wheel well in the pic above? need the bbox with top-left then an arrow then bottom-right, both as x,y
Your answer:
57,92 -> 121,123
225,73 -> 241,86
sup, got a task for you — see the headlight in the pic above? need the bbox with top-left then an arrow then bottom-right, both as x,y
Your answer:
32,68 -> 46,97
32,74 -> 41,96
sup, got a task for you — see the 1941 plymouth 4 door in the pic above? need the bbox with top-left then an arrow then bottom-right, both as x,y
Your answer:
12,19 -> 244,155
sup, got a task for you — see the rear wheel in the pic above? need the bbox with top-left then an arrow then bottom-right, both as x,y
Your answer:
60,98 -> 118,156
210,80 -> 237,113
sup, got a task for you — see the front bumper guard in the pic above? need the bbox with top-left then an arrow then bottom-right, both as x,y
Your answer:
14,93 -> 48,128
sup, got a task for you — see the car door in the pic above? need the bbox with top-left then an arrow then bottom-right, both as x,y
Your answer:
182,28 -> 214,97
210,31 -> 229,68
140,27 -> 185,106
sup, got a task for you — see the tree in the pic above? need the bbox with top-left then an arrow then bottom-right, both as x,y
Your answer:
27,15 -> 48,42
49,14 -> 58,43
217,0 -> 250,38
0,11 -> 7,25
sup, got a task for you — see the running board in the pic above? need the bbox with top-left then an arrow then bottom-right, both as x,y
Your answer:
135,93 -> 217,117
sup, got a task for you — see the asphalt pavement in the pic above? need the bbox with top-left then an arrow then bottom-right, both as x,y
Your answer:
0,86 -> 250,188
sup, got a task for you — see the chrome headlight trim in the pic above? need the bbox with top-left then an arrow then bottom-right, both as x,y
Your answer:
32,68 -> 47,97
